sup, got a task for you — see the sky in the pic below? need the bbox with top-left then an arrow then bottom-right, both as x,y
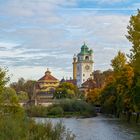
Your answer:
0,0 -> 139,83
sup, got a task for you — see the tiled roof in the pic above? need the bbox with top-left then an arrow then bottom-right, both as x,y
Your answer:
38,74 -> 58,81
82,78 -> 97,89
38,69 -> 58,82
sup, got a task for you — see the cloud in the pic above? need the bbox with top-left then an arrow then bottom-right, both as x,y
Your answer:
0,0 -> 136,82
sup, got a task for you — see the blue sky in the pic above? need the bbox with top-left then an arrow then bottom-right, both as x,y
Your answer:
0,0 -> 139,83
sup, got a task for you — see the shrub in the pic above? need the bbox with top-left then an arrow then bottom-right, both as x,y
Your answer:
52,99 -> 96,117
25,106 -> 48,117
0,115 -> 75,140
48,106 -> 64,116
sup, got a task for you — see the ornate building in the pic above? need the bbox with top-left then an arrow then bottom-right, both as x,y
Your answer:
73,43 -> 94,87
35,69 -> 59,105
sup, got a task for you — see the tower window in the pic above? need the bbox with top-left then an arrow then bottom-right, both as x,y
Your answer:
78,57 -> 80,61
85,56 -> 89,60
83,74 -> 85,76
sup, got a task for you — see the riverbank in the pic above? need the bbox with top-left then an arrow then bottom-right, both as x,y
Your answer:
0,105 -> 75,140
25,99 -> 97,118
102,113 -> 140,125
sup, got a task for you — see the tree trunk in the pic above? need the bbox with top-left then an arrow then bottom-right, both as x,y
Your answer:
127,111 -> 132,123
136,113 -> 139,123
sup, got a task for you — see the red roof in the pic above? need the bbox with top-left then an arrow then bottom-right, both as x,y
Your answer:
38,74 -> 58,81
82,78 -> 97,89
38,70 -> 58,81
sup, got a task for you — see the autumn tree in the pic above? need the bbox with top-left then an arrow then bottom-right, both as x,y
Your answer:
86,88 -> 101,105
111,51 -> 127,73
126,9 -> 140,122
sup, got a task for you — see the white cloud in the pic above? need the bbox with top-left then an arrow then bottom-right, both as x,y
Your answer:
0,0 -> 134,82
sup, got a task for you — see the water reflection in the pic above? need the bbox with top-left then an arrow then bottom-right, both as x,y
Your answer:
35,116 -> 140,140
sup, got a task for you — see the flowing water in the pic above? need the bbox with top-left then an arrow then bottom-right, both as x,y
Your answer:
35,115 -> 140,140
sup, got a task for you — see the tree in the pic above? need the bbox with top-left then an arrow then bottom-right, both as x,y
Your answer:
0,87 -> 19,105
10,78 -> 25,93
100,82 -> 117,115
126,9 -> 140,65
54,82 -> 79,99
111,51 -> 127,73
86,88 -> 101,105
0,68 -> 9,93
10,79 -> 36,100
17,91 -> 28,101
24,80 -> 36,100
126,9 -> 140,122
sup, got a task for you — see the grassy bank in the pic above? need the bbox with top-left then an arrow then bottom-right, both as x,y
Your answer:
0,105 -> 75,140
26,99 -> 97,118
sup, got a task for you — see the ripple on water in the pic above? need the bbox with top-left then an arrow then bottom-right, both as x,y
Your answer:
34,116 -> 140,140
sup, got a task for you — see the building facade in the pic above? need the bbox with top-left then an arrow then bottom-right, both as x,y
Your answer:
73,43 -> 94,87
35,69 -> 59,105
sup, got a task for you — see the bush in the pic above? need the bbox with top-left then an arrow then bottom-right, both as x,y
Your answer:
48,106 -> 64,116
26,106 -> 48,117
0,115 -> 75,140
25,100 -> 96,118
52,99 -> 96,117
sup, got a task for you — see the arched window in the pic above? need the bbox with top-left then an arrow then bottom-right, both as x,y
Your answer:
85,56 -> 89,60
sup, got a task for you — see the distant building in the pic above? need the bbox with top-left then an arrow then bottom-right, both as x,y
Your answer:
35,68 -> 59,105
73,43 -> 94,87
80,78 -> 97,95
60,77 -> 77,86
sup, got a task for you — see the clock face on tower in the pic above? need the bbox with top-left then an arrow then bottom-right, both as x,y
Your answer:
85,65 -> 90,70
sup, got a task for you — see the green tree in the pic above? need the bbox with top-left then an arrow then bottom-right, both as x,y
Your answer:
54,82 -> 79,99
126,9 -> 140,64
24,80 -> 36,100
18,91 -> 28,101
10,79 -> 36,100
0,87 -> 19,105
126,9 -> 140,122
0,68 -> 9,93
111,51 -> 127,73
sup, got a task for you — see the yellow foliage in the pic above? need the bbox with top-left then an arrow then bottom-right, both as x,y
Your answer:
86,88 -> 101,104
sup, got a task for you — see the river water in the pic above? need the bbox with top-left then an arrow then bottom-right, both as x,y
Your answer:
35,115 -> 140,140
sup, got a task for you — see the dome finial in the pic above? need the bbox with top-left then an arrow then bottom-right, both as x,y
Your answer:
84,41 -> 86,45
45,68 -> 51,75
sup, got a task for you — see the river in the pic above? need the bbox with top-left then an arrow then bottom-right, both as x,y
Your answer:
35,115 -> 140,140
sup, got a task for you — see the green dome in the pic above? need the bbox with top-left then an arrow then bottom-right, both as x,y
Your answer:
78,43 -> 93,56
80,43 -> 89,55
81,43 -> 88,50
89,49 -> 93,54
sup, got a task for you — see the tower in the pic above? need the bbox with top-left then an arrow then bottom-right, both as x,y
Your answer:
76,43 -> 93,87
73,54 -> 77,80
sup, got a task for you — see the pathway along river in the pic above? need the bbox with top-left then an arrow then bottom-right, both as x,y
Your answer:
35,115 -> 140,140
